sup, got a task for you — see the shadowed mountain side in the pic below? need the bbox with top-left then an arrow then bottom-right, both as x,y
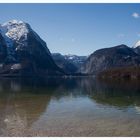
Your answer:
0,34 -> 7,63
0,20 -> 64,76
81,44 -> 140,75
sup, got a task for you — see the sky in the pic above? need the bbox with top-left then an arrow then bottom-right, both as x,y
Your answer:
0,3 -> 140,55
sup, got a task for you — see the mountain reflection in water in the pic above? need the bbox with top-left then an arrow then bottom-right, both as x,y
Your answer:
0,77 -> 140,136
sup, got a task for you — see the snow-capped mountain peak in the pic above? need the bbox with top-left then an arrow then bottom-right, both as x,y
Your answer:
1,19 -> 29,43
0,19 -> 31,57
133,40 -> 140,48
2,19 -> 25,26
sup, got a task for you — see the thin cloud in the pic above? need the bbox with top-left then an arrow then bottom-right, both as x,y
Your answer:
71,38 -> 76,43
132,12 -> 140,19
59,37 -> 64,41
137,33 -> 140,37
118,33 -> 125,38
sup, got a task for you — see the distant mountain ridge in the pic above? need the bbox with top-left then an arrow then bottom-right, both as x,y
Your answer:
52,53 -> 87,74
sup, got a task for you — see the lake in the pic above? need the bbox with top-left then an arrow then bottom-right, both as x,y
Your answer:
0,77 -> 140,136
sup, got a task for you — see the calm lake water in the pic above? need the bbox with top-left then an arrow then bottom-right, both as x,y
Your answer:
0,77 -> 140,136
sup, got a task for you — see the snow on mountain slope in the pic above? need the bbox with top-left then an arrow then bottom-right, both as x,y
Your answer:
64,54 -> 87,65
0,20 -> 28,50
0,19 -> 51,55
2,20 -> 28,41
133,40 -> 140,48
0,20 -> 62,75
0,19 -> 30,58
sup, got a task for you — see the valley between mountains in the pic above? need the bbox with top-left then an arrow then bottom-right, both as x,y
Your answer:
0,19 -> 140,79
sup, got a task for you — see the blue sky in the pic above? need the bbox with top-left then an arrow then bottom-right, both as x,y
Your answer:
0,3 -> 140,55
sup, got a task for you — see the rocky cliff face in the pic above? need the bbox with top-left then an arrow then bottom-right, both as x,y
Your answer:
0,33 -> 7,63
81,44 -> 140,75
0,20 -> 63,76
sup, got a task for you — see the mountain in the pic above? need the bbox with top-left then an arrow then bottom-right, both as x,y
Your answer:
1,19 -> 140,77
0,20 -> 63,76
133,40 -> 140,55
0,33 -> 7,63
133,40 -> 140,48
64,54 -> 87,68
52,53 -> 87,74
81,44 -> 140,75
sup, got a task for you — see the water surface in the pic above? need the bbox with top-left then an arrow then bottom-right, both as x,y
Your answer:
0,77 -> 140,136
